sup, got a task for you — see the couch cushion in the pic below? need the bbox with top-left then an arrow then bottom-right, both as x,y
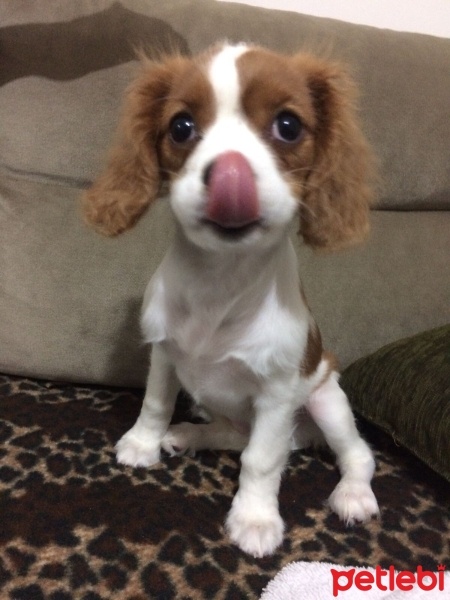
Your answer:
1,0 -> 450,385
341,326 -> 450,482
0,174 -> 172,385
1,184 -> 448,385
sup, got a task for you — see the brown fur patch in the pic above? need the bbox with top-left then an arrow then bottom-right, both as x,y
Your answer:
156,53 -> 216,178
322,350 -> 339,374
237,47 -> 375,252
295,56 -> 375,250
237,48 -> 316,197
81,50 -> 216,236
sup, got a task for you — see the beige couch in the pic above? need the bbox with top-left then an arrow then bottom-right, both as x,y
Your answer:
1,5 -> 449,598
1,0 -> 449,387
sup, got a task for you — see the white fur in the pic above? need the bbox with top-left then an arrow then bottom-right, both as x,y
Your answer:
116,44 -> 379,557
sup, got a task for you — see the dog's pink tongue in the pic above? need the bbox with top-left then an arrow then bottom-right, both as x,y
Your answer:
206,151 -> 259,228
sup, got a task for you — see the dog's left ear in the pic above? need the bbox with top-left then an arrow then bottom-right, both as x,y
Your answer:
297,56 -> 375,251
81,60 -> 172,236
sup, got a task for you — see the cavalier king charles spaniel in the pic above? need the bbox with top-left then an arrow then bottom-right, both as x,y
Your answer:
82,43 -> 379,557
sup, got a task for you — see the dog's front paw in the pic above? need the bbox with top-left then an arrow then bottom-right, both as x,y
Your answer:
328,479 -> 379,525
226,496 -> 284,558
115,429 -> 161,468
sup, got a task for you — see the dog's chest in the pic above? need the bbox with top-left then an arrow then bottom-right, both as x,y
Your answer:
169,347 -> 258,419
142,248 -> 308,410
163,298 -> 260,397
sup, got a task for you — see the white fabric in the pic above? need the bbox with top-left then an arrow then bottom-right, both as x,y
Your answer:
260,561 -> 449,599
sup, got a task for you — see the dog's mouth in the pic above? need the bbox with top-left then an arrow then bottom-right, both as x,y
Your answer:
202,219 -> 262,240
203,151 -> 263,241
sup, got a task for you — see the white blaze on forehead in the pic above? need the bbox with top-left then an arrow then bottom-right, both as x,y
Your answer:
208,44 -> 249,116
170,43 -> 299,251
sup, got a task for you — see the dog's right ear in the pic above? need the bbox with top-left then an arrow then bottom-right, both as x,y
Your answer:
81,59 -> 173,236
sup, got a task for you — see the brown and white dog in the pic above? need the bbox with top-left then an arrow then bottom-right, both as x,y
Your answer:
82,43 -> 379,557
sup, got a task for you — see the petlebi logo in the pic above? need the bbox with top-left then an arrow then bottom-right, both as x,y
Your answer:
331,564 -> 446,596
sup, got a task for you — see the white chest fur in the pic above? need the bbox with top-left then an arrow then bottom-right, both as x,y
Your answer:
141,233 -> 309,419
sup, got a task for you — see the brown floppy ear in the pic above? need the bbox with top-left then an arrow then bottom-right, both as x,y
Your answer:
81,60 -> 171,236
298,57 -> 375,251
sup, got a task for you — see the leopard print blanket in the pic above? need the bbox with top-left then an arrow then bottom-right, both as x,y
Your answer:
1,374 -> 448,599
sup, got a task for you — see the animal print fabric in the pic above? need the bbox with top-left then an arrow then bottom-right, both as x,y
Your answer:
1,374 -> 448,599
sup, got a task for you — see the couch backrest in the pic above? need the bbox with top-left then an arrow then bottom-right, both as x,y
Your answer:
1,0 -> 449,385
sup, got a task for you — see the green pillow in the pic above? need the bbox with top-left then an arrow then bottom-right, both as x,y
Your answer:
341,325 -> 450,482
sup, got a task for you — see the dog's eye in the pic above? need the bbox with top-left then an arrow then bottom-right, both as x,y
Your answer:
271,111 -> 303,143
169,113 -> 197,144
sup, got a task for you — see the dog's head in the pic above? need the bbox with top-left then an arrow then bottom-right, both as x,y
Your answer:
82,43 -> 374,251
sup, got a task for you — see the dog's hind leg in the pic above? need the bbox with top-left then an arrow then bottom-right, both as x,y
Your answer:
162,417 -> 249,456
306,371 -> 379,524
292,408 -> 326,449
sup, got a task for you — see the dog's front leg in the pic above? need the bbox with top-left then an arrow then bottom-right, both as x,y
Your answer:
307,372 -> 379,524
116,345 -> 178,468
226,376 -> 300,558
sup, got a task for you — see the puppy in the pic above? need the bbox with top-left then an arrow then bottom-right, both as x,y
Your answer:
82,43 -> 379,557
